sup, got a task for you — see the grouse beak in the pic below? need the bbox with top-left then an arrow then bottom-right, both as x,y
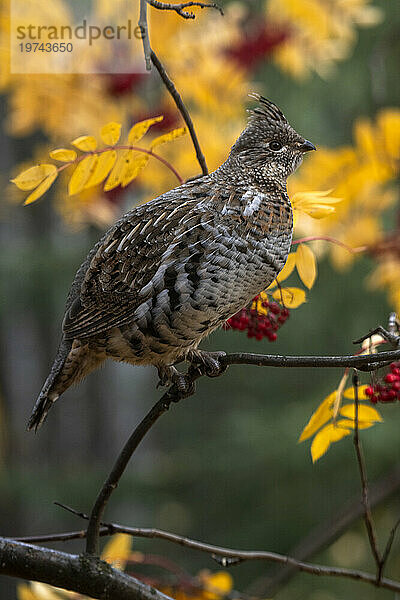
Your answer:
300,140 -> 316,153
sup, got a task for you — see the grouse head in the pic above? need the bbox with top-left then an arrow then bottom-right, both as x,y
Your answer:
231,93 -> 316,182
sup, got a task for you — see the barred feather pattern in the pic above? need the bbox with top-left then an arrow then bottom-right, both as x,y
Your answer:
28,95 -> 315,430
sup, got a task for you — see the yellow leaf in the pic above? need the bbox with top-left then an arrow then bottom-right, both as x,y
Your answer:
299,391 -> 336,442
336,418 -> 375,431
378,109 -> 400,160
24,171 -> 58,205
272,287 -> 306,308
68,155 -> 99,195
71,135 -> 97,152
128,116 -> 163,144
121,151 -> 149,187
17,584 -> 37,600
332,370 -> 349,418
30,582 -> 62,600
296,244 -> 317,289
311,423 -> 352,463
85,150 -> 117,188
340,404 -> 383,423
200,571 -> 233,600
276,252 -> 296,284
150,127 -> 187,150
11,164 -> 57,191
103,150 -> 128,191
343,385 -> 369,400
291,190 -> 342,219
100,122 -> 121,146
49,148 -> 77,162
101,533 -> 132,571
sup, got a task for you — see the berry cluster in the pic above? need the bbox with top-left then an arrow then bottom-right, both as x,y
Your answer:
224,296 -> 290,341
365,362 -> 400,403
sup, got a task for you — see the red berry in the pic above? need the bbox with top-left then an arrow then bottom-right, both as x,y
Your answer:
365,386 -> 375,397
269,303 -> 280,314
385,374 -> 397,383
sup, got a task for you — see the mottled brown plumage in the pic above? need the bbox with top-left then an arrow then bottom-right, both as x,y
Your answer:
28,95 -> 315,431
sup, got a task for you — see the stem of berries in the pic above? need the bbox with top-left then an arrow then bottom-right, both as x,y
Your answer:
223,295 -> 290,342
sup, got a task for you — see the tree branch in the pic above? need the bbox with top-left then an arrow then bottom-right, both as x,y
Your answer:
150,50 -> 208,176
85,342 -> 400,556
146,0 -> 223,20
381,517 -> 400,572
250,465 -> 400,596
139,0 -> 152,70
85,368 -> 201,556
0,538 -> 172,600
137,0 -> 211,175
352,371 -> 382,571
10,525 -> 400,594
221,348 -> 400,370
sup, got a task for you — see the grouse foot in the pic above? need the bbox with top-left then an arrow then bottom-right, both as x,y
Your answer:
157,364 -> 194,395
186,350 -> 227,377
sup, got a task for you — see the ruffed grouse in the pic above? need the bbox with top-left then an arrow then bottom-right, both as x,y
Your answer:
28,94 -> 315,431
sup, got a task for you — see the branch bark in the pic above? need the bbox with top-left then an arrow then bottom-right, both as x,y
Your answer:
150,50 -> 208,176
8,527 -> 400,595
146,0 -> 223,19
137,0 -> 211,175
85,344 -> 399,556
0,538 -> 172,600
352,371 -> 382,571
221,348 -> 400,370
249,465 -> 400,596
85,368 -> 201,556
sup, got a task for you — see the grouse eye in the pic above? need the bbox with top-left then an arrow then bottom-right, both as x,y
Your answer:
269,141 -> 282,151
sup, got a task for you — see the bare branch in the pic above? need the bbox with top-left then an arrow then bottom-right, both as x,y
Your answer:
137,0 -> 210,175
146,0 -> 223,19
251,465 -> 400,596
352,371 -> 382,571
353,325 -> 400,346
150,50 -> 209,175
221,348 -> 400,370
139,0 -> 152,70
85,368 -> 201,556
84,341 -> 400,556
9,525 -> 400,594
0,538 -> 172,600
381,518 -> 400,572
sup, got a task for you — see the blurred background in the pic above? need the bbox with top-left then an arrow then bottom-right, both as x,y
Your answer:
0,0 -> 400,598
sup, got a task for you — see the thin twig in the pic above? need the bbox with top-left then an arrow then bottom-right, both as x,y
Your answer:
139,0 -> 152,70
352,371 -> 382,572
84,341 -> 400,555
55,144 -> 184,183
146,0 -> 223,19
353,325 -> 400,347
137,0 -> 210,176
11,524 -> 400,594
150,50 -> 208,175
250,465 -> 400,596
381,518 -> 400,574
85,368 -> 201,556
292,235 -> 366,254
